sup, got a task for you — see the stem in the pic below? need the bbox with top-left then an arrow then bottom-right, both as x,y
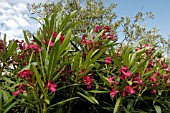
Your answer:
43,90 -> 48,113
68,86 -> 76,113
0,91 -> 3,113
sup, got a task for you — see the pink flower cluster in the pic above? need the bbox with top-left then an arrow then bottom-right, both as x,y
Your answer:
82,75 -> 93,89
17,70 -> 31,79
52,32 -> 65,44
47,80 -> 57,92
120,66 -> 132,80
13,84 -> 26,96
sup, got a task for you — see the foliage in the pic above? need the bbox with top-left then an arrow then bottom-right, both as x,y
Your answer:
0,0 -> 170,113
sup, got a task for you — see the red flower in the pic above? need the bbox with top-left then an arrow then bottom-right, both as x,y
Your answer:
166,68 -> 170,73
86,40 -> 92,45
53,32 -> 57,38
47,80 -> 57,92
108,34 -> 115,40
94,25 -> 102,32
105,26 -> 111,32
120,66 -> 131,79
13,84 -> 25,96
17,70 -> 31,78
125,85 -> 135,95
29,43 -> 42,52
149,75 -> 157,82
162,63 -> 168,69
79,68 -> 86,75
82,75 -> 93,89
46,40 -> 54,47
60,34 -> 65,44
120,66 -> 128,72
110,88 -> 117,98
82,34 -> 87,40
105,57 -> 112,64
151,89 -> 156,94
108,76 -> 115,85
101,33 -> 106,39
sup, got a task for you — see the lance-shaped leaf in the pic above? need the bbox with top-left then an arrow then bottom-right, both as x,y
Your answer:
77,91 -> 99,105
47,39 -> 60,79
6,40 -> 17,61
114,96 -> 122,113
30,64 -> 44,93
58,29 -> 71,56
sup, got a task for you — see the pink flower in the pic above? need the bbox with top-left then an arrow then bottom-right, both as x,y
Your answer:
47,80 -> 57,92
105,57 -> 112,64
82,75 -> 93,89
133,75 -> 143,85
105,26 -> 111,32
108,34 -> 115,40
110,89 -> 117,98
101,33 -> 106,39
94,25 -> 102,32
46,40 -> 54,47
120,66 -> 128,72
29,43 -> 42,52
53,32 -> 57,38
121,71 -> 131,77
125,85 -> 135,94
120,66 -> 131,79
17,70 -> 31,78
60,34 -> 65,44
108,77 -> 114,85
166,68 -> 170,73
162,63 -> 168,69
151,89 -> 156,94
82,34 -> 87,40
13,84 -> 25,96
162,74 -> 168,79
149,75 -> 157,82
166,78 -> 170,84
79,68 -> 86,75
86,40 -> 92,45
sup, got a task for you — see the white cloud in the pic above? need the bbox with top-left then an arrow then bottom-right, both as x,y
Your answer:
13,3 -> 27,12
0,2 -> 11,9
13,15 -> 29,27
4,19 -> 19,28
0,0 -> 48,41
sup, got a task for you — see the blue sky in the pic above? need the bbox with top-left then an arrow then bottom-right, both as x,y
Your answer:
0,0 -> 169,41
112,0 -> 170,40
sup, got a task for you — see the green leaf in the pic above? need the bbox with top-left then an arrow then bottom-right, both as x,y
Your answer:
122,106 -> 130,113
78,64 -> 94,79
154,105 -> 161,113
97,72 -> 111,87
23,30 -> 30,46
3,34 -> 6,54
32,35 -> 42,47
6,40 -> 17,60
77,92 -> 99,104
45,99 -> 50,105
30,64 -> 44,93
58,29 -> 71,56
60,10 -> 77,31
47,40 -> 60,79
82,49 -> 94,67
89,90 -> 110,93
48,97 -> 79,109
113,96 -> 122,113
112,52 -> 121,68
63,21 -> 82,33
91,49 -> 106,64
2,90 -> 10,103
3,101 -> 18,113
